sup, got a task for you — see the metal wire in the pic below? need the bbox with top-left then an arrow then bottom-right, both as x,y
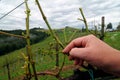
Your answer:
0,1 -> 25,20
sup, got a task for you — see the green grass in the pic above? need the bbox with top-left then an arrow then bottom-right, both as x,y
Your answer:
105,32 -> 120,50
0,29 -> 120,80
0,28 -> 78,80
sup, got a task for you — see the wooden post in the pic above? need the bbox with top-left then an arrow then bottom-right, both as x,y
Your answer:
6,58 -> 11,80
100,16 -> 105,41
6,64 -> 11,80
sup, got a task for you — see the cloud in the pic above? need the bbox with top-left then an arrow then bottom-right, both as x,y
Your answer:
0,0 -> 120,30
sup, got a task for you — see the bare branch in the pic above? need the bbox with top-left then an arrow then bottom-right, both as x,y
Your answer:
0,31 -> 25,39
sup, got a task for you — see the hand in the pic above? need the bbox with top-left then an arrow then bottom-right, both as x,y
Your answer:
63,35 -> 120,76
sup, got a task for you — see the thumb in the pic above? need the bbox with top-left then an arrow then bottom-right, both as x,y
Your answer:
69,47 -> 89,60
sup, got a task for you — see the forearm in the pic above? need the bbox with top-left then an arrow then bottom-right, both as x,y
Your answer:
103,49 -> 120,76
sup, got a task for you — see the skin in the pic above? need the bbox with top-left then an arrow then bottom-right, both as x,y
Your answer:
63,35 -> 120,76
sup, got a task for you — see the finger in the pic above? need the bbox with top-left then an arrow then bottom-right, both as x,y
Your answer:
79,60 -> 84,66
74,58 -> 80,65
69,55 -> 84,65
63,36 -> 87,54
69,56 -> 74,60
69,47 -> 89,60
74,59 -> 83,65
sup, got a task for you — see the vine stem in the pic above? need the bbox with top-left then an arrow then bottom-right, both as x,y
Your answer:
79,8 -> 89,33
25,0 -> 38,80
68,30 -> 77,42
63,28 -> 67,44
35,0 -> 64,49
79,8 -> 94,34
0,31 -> 25,39
35,0 -> 66,77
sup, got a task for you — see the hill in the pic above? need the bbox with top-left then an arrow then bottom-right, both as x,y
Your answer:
0,27 -> 120,80
0,27 -> 83,80
0,28 -> 49,55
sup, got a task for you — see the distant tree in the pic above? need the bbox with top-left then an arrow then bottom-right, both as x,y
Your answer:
106,22 -> 112,29
81,26 -> 86,32
117,22 -> 120,30
0,28 -> 49,56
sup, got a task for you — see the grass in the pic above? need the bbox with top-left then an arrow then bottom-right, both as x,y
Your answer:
0,27 -> 78,80
105,31 -> 120,50
0,29 -> 120,80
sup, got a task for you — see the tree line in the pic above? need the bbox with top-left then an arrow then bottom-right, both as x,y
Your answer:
0,28 -> 49,56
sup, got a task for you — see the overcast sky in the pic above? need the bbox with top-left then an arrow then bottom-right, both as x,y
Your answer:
0,0 -> 120,30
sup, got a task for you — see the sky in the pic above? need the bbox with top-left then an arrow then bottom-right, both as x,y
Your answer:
0,0 -> 120,30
